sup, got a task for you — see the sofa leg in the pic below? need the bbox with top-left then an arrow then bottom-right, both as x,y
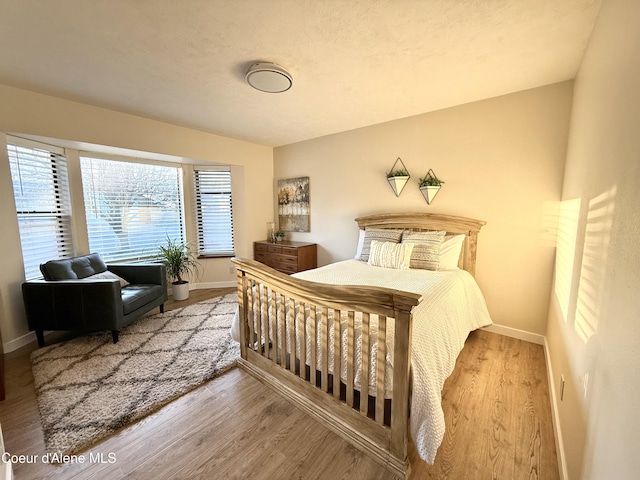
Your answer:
35,330 -> 45,347
160,303 -> 165,314
112,330 -> 119,344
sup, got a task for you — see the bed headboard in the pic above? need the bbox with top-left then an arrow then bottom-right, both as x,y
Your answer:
354,212 -> 486,277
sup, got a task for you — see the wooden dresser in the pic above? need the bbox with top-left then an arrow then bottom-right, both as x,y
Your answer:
254,241 -> 317,274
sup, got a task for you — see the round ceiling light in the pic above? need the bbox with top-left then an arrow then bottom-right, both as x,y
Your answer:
245,62 -> 293,93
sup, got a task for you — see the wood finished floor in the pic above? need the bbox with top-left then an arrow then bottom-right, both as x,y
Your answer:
0,288 -> 558,479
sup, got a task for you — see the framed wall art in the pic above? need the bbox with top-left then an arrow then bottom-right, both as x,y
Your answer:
277,176 -> 310,232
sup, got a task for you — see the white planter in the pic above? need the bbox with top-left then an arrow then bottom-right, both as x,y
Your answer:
387,176 -> 410,197
172,282 -> 190,301
420,185 -> 441,204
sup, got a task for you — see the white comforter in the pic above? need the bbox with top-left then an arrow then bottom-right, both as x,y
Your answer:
232,260 -> 492,464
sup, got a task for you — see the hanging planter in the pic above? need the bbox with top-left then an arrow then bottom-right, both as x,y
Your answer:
418,169 -> 445,204
386,157 -> 411,197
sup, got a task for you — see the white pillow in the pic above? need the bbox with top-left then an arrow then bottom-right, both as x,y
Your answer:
367,240 -> 414,270
439,234 -> 466,270
83,270 -> 130,287
354,229 -> 366,259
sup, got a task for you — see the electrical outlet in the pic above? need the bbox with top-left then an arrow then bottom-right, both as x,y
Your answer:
560,374 -> 565,401
229,266 -> 235,274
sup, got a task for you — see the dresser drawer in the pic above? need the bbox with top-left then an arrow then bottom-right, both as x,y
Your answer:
272,262 -> 297,274
255,243 -> 269,254
272,254 -> 298,266
281,246 -> 298,256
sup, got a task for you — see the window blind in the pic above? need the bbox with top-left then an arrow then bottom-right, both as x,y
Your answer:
7,138 -> 74,280
80,156 -> 185,262
194,168 -> 234,256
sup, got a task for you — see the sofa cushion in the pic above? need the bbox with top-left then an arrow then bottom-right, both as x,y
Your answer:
121,284 -> 165,315
40,253 -> 108,280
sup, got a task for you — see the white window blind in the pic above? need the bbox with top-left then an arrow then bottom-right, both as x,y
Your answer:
80,156 -> 185,262
7,138 -> 74,280
194,168 -> 234,256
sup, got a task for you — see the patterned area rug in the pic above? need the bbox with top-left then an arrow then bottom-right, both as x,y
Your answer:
30,293 -> 239,456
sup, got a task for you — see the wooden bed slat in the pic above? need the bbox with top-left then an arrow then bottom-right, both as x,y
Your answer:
270,290 -> 277,362
346,311 -> 355,407
375,316 -> 386,425
333,309 -> 341,399
247,280 -> 255,352
360,312 -> 370,415
256,284 -> 263,355
321,307 -> 329,393
309,305 -> 317,385
265,287 -> 272,360
289,297 -> 296,373
299,301 -> 306,380
273,294 -> 282,364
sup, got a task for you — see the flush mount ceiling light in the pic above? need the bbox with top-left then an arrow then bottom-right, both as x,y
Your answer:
245,62 -> 293,93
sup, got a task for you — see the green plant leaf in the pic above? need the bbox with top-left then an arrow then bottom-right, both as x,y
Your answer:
386,168 -> 410,178
158,236 -> 201,284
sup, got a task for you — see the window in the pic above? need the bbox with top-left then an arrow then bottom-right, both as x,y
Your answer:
80,156 -> 185,262
7,138 -> 74,279
194,168 -> 234,256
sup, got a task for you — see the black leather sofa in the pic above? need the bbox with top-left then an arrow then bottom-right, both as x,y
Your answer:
22,253 -> 167,347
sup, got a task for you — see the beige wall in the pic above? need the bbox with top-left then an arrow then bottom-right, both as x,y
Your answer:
274,82 -> 573,335
0,84 -> 273,351
546,0 -> 640,478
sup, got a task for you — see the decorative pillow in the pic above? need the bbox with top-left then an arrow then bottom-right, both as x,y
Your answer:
401,231 -> 446,270
358,228 -> 403,262
83,270 -> 130,287
367,240 -> 414,270
439,234 -> 466,270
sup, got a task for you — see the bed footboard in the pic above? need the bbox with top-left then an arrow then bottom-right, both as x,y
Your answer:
232,258 -> 421,479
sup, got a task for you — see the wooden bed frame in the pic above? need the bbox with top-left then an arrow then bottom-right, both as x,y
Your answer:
232,213 -> 485,478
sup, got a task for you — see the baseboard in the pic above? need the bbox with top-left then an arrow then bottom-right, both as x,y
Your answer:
168,281 -> 236,295
543,337 -> 568,480
481,323 -> 545,345
2,330 -> 70,354
191,281 -> 236,289
3,330 -> 38,353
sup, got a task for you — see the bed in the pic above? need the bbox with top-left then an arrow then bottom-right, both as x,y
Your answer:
231,212 -> 492,478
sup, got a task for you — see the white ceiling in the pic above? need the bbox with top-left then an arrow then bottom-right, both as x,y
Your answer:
0,0 -> 601,147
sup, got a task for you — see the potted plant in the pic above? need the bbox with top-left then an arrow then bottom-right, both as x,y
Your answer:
274,230 -> 286,243
386,158 -> 411,197
418,170 -> 445,204
158,237 -> 201,301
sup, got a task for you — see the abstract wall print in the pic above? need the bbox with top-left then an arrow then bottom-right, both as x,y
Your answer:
278,176 -> 310,232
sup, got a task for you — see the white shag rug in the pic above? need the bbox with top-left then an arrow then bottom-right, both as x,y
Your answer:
30,293 -> 239,456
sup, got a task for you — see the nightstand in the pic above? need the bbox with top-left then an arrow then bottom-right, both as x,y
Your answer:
254,241 -> 317,274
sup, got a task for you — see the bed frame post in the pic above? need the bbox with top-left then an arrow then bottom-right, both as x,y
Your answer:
465,230 -> 479,277
236,268 -> 248,359
390,297 -> 414,477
